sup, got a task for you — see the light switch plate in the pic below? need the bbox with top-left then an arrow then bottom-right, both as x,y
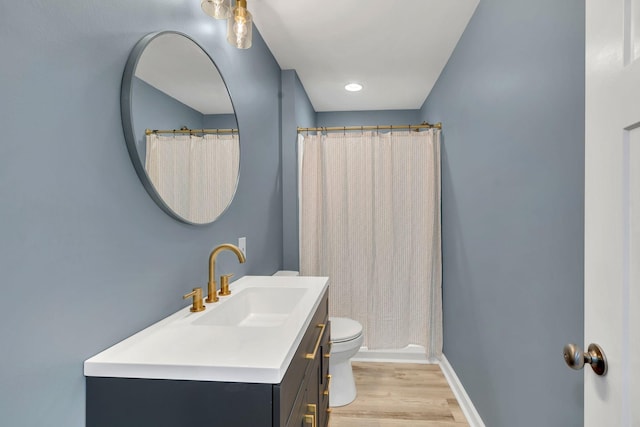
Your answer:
238,237 -> 246,257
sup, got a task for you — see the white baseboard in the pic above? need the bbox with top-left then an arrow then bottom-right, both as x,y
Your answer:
439,354 -> 485,427
352,344 -> 435,364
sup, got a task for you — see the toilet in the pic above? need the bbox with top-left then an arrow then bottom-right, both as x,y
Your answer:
328,316 -> 363,407
272,271 -> 363,407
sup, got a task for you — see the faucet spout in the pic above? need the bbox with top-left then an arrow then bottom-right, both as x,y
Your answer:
206,243 -> 246,303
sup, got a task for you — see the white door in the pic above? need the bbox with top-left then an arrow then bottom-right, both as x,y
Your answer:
584,0 -> 640,425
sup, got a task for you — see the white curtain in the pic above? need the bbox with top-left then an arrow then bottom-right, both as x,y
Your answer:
145,133 -> 239,223
299,130 -> 442,357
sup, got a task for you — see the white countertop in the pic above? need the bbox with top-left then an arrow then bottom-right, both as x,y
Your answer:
84,275 -> 329,384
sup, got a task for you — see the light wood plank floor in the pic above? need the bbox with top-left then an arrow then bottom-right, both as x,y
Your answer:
329,362 -> 469,427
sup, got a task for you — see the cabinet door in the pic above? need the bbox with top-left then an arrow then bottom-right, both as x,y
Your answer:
302,321 -> 331,427
86,377 -> 272,427
285,357 -> 320,427
318,321 -> 331,427
277,291 -> 329,427
286,384 -> 308,427
286,324 -> 330,427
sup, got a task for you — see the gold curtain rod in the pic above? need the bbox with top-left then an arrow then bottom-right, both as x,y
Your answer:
297,122 -> 442,133
145,128 -> 238,136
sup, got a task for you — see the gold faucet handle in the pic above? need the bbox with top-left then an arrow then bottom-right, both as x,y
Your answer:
183,287 -> 206,312
219,274 -> 233,296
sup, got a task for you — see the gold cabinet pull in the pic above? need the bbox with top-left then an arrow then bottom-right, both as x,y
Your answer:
304,403 -> 317,427
323,374 -> 332,396
305,324 -> 326,360
303,414 -> 315,427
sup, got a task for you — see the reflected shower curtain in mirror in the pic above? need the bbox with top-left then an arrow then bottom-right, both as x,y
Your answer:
145,134 -> 239,223
299,130 -> 442,357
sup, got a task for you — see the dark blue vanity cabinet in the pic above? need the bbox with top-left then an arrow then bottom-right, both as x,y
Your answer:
86,290 -> 330,427
282,310 -> 331,427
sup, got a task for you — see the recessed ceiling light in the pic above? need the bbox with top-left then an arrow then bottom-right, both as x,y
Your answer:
345,83 -> 363,92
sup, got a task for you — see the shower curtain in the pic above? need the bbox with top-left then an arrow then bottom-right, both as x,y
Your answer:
145,133 -> 239,223
298,129 -> 442,358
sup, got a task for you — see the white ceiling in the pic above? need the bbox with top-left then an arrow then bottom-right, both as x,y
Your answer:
250,0 -> 479,112
135,1 -> 479,115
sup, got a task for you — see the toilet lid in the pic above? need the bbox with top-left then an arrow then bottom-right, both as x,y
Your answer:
330,317 -> 363,343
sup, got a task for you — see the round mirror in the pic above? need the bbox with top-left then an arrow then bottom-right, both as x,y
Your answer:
121,31 -> 239,225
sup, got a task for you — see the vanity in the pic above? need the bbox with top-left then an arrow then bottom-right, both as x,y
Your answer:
84,276 -> 330,427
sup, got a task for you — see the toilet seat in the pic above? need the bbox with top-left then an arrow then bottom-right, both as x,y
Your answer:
330,317 -> 362,343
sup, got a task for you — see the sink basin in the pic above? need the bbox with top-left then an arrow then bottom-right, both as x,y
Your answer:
84,275 -> 329,384
193,286 -> 307,327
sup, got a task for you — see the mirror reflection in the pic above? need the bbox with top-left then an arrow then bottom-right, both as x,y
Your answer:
122,31 -> 239,225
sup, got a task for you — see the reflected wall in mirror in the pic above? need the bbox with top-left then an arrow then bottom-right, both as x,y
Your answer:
122,31 -> 239,225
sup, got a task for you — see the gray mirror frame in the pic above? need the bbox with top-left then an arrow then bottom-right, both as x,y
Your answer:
121,30 -> 240,226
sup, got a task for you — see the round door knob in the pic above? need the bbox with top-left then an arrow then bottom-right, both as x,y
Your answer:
563,343 -> 607,376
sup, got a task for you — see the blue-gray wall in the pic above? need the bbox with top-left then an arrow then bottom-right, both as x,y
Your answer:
280,70 -> 316,271
204,113 -> 238,129
421,0 -> 585,425
0,2 -> 282,426
316,110 -> 421,127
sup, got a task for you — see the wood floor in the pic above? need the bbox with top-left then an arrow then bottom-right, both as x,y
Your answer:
328,362 -> 469,427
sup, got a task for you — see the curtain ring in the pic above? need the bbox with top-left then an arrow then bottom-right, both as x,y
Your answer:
343,126 -> 346,136
361,125 -> 364,134
390,125 -> 393,134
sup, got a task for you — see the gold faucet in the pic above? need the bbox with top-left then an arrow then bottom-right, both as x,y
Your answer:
206,243 -> 246,303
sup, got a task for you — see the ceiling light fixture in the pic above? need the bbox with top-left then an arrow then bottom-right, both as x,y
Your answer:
201,0 -> 230,20
201,0 -> 252,49
227,0 -> 253,49
345,83 -> 363,92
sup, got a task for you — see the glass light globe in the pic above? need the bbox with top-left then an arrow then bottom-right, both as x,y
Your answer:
201,0 -> 230,19
227,0 -> 252,49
